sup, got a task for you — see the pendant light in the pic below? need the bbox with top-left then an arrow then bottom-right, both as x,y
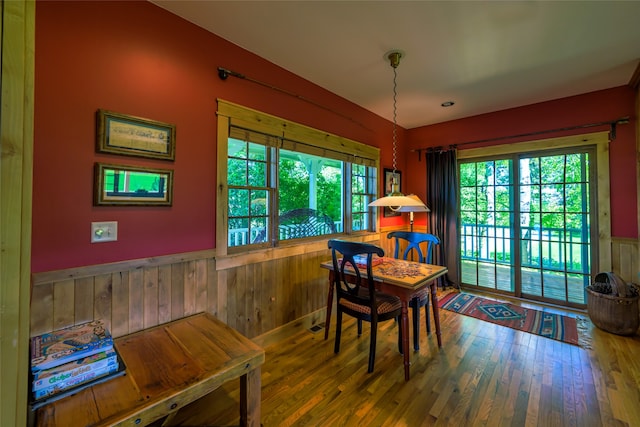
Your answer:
369,50 -> 426,210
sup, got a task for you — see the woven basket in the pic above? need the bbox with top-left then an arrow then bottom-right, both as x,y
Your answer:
586,272 -> 639,336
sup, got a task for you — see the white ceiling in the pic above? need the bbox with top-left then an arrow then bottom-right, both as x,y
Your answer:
151,1 -> 640,129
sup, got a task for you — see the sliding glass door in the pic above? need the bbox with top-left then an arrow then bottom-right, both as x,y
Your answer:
459,147 -> 596,308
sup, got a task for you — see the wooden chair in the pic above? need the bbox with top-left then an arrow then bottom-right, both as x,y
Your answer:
387,231 -> 441,351
328,239 -> 403,373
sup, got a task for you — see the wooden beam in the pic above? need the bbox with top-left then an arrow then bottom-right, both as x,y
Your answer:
0,1 -> 35,426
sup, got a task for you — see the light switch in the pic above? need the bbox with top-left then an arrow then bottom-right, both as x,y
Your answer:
91,221 -> 118,243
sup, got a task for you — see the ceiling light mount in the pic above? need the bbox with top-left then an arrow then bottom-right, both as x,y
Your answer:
386,50 -> 404,69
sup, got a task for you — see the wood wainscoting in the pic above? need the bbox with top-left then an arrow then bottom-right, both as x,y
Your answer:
611,237 -> 640,284
30,233 -> 638,340
30,234 -> 388,340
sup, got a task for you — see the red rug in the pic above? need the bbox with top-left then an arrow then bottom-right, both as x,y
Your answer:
438,292 -> 580,346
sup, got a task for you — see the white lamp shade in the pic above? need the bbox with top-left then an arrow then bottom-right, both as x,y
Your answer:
395,194 -> 430,212
368,193 -> 428,208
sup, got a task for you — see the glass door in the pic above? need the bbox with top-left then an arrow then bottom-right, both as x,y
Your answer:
459,147 -> 596,308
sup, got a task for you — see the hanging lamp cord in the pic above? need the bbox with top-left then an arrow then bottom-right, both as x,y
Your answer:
392,64 -> 398,177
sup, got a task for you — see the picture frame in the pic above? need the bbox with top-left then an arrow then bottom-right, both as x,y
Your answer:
96,109 -> 176,160
94,163 -> 173,206
383,168 -> 402,217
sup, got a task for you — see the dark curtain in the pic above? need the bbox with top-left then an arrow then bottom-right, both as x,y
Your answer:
425,149 -> 459,289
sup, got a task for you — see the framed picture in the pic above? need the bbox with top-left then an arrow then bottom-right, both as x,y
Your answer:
383,168 -> 402,217
96,109 -> 176,160
94,163 -> 173,206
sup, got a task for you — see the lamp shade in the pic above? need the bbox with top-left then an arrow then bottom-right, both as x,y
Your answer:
368,194 -> 427,207
395,194 -> 430,212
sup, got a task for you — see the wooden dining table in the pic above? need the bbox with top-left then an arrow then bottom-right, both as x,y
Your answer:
320,257 -> 448,381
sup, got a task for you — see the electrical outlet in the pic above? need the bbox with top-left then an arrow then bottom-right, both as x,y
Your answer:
91,221 -> 118,243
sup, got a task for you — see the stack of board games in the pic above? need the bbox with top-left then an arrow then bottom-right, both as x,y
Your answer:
30,320 -> 122,402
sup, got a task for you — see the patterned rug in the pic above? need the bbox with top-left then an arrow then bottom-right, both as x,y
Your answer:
438,292 -> 581,346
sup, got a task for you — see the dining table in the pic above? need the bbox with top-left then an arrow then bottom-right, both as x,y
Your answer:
320,256 -> 448,381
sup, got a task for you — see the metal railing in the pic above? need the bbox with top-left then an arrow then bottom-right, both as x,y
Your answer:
229,221 -> 343,247
460,224 -> 590,273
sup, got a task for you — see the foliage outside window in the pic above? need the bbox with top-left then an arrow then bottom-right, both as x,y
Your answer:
219,100 -> 379,252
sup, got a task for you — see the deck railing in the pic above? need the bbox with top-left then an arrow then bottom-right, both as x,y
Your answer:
229,221 -> 343,247
460,224 -> 590,273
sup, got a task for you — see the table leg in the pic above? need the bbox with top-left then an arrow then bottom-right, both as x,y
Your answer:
400,299 -> 411,381
324,272 -> 334,340
239,367 -> 261,427
430,283 -> 442,347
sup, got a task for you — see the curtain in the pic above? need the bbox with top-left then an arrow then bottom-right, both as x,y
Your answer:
426,149 -> 459,288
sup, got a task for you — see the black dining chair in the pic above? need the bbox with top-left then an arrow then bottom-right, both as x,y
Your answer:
328,239 -> 403,373
387,231 -> 441,351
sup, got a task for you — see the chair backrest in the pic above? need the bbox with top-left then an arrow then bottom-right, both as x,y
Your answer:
387,231 -> 440,263
328,239 -> 384,309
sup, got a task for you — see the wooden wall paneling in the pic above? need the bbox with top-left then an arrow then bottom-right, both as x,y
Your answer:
183,260 -> 197,316
275,257 -> 286,328
74,276 -> 95,324
170,262 -> 185,320
30,282 -> 53,337
291,254 -> 302,320
128,268 -> 144,334
260,261 -> 274,334
302,253 -> 314,317
30,242 -> 376,348
111,271 -> 130,338
252,261 -> 263,337
316,252 -> 329,320
184,261 -> 198,316
315,251 -> 329,311
158,264 -> 172,324
216,269 -> 228,323
52,279 -> 75,330
205,258 -> 218,318
235,263 -> 248,335
611,238 -> 639,283
143,267 -> 159,329
93,274 -> 113,334
194,259 -> 208,314
226,265 -> 240,332
247,262 -> 260,337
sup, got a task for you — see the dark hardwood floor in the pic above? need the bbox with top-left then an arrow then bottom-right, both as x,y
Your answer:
169,290 -> 640,427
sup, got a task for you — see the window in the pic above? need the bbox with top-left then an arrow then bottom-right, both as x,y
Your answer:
218,101 -> 379,252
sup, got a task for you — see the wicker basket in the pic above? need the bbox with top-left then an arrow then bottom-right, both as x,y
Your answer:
586,272 -> 639,336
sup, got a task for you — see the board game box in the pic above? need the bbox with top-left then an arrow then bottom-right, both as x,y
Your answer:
31,320 -> 114,372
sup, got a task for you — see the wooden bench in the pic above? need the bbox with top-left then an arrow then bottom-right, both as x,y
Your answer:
34,313 -> 265,426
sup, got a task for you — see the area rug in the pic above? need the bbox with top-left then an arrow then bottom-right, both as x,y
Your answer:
438,292 -> 582,346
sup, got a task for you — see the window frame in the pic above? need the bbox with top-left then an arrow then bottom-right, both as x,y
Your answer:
216,100 -> 380,255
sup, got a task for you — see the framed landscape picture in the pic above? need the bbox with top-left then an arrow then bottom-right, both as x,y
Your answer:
94,163 -> 173,206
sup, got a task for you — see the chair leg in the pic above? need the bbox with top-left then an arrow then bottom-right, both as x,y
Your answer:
334,310 -> 343,354
412,298 -> 420,351
424,298 -> 431,335
368,321 -> 377,373
357,319 -> 363,336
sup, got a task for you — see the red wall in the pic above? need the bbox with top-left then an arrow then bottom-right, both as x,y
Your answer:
404,87 -> 638,238
33,1 -> 637,273
33,1 -> 401,272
